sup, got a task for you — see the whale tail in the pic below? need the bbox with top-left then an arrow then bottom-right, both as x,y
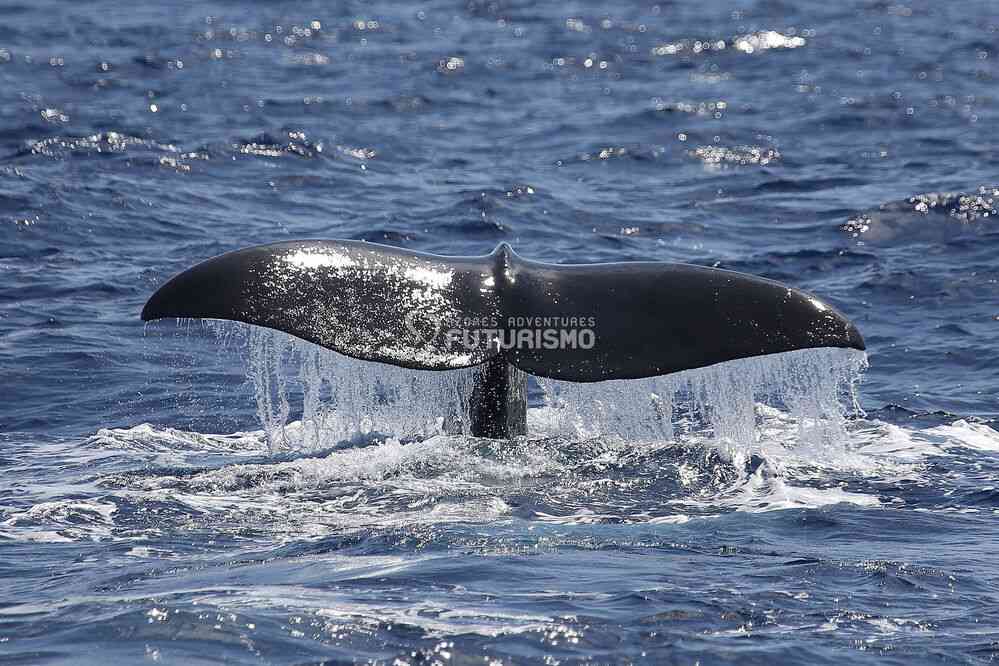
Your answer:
142,240 -> 864,436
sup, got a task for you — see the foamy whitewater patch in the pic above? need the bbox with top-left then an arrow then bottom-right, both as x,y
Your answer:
849,418 -> 999,466
189,581 -> 555,639
708,466 -> 881,513
89,423 -> 267,456
0,499 -> 117,542
5,417 -> 996,544
127,434 -> 564,494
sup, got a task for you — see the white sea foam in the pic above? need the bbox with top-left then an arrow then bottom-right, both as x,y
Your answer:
89,422 -> 265,455
0,499 -> 118,542
5,415 -> 995,544
15,329 -> 997,544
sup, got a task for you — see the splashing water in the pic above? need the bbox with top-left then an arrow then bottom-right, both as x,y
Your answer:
213,324 -> 868,469
537,347 -> 868,468
223,325 -> 477,449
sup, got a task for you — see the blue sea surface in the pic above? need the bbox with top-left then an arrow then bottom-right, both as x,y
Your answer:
2,1 -> 998,663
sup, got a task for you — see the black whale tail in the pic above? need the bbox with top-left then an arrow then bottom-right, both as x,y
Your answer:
142,240 -> 865,437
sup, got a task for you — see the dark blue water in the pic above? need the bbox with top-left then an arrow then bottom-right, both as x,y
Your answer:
2,1 -> 998,663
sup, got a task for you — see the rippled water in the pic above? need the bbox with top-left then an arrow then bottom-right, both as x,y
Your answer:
2,1 -> 998,663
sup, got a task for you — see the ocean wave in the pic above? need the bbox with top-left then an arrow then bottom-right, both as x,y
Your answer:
651,31 -> 808,57
843,185 -> 999,242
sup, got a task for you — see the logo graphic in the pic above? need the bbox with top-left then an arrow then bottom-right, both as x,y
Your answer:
403,310 -> 446,346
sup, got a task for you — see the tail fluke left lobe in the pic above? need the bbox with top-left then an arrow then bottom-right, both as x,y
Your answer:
141,240 -> 502,370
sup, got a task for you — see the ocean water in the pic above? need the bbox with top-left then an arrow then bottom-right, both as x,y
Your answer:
1,1 -> 998,663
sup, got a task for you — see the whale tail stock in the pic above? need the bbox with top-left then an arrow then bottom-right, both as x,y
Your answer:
141,240 -> 864,438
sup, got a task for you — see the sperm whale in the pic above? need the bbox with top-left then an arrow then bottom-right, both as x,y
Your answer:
141,240 -> 864,438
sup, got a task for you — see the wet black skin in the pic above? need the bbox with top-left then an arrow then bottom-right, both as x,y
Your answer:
142,240 -> 865,438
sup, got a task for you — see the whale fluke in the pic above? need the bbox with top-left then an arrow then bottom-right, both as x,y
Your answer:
142,240 -> 864,437
142,240 -> 501,371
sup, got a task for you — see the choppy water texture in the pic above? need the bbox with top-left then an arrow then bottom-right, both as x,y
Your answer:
2,1 -> 998,664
